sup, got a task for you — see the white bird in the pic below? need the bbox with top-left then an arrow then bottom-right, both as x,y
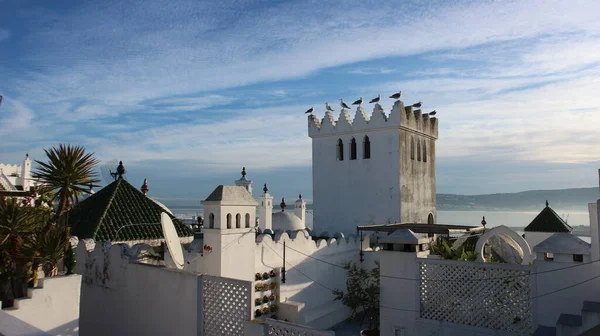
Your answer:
325,102 -> 334,112
389,91 -> 402,100
305,107 -> 314,114
369,94 -> 380,104
340,99 -> 350,109
352,97 -> 363,106
412,101 -> 422,108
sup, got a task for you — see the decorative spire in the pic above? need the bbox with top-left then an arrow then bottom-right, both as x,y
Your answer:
25,153 -> 29,159
141,178 -> 149,196
481,216 -> 487,227
116,161 -> 126,179
546,200 -> 549,207
241,167 -> 246,177
263,183 -> 268,193
299,194 -> 302,200
280,198 -> 286,212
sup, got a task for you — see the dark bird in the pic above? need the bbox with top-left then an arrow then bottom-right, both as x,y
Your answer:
305,107 -> 314,114
340,99 -> 350,109
369,94 -> 380,104
352,97 -> 363,106
412,101 -> 422,108
325,102 -> 334,112
389,91 -> 402,100
428,110 -> 437,116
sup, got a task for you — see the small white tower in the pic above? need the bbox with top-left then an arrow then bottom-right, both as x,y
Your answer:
294,194 -> 306,227
20,153 -> 31,191
257,183 -> 273,231
234,167 -> 252,195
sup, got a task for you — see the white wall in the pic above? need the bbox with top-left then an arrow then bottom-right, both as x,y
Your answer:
589,202 -> 599,261
76,242 -> 202,336
0,311 -> 52,336
255,231 -> 374,329
1,275 -> 80,336
524,232 -> 555,252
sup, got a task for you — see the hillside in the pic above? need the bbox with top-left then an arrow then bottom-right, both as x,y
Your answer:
437,187 -> 599,211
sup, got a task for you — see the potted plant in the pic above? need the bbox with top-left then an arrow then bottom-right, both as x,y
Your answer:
255,283 -> 262,292
255,309 -> 262,318
269,293 -> 277,302
270,281 -> 277,290
333,261 -> 380,336
262,272 -> 269,280
255,298 -> 262,306
261,307 -> 270,315
269,269 -> 277,278
255,273 -> 262,281
270,304 -> 278,312
263,295 -> 269,304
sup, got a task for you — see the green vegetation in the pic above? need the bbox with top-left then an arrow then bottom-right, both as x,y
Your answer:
431,238 -> 478,261
0,144 -> 99,306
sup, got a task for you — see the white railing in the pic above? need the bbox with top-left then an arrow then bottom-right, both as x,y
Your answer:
202,275 -> 253,336
418,258 -> 532,334
264,318 -> 335,336
0,173 -> 17,191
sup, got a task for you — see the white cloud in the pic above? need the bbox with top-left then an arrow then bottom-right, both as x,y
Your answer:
349,67 -> 395,75
0,29 -> 9,41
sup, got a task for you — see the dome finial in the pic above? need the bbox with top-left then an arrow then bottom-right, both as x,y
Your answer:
241,167 -> 246,177
116,161 -> 126,179
299,194 -> 302,200
263,183 -> 268,193
141,178 -> 149,196
546,200 -> 549,207
280,198 -> 286,212
481,216 -> 487,227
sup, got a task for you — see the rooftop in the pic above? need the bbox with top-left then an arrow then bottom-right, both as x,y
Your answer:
357,222 -> 481,235
203,185 -> 257,205
524,201 -> 572,233
533,233 -> 590,254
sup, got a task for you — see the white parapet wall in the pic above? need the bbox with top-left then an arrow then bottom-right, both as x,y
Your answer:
1,275 -> 81,336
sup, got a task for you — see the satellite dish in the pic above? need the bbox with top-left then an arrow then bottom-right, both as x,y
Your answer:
100,159 -> 119,185
161,212 -> 184,269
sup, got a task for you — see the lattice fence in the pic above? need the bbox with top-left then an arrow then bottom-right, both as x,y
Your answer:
419,260 -> 532,334
265,318 -> 335,336
203,275 -> 252,336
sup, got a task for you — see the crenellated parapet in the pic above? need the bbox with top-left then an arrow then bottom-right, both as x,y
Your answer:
308,100 -> 438,139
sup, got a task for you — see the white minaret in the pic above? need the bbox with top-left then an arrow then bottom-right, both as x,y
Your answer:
294,194 -> 306,226
20,153 -> 31,191
257,183 -> 273,231
234,167 -> 252,195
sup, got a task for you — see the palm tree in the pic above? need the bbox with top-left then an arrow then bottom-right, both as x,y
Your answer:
33,144 -> 100,229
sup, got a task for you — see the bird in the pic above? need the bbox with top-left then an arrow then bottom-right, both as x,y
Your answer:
325,102 -> 334,112
389,91 -> 402,100
412,101 -> 422,108
305,107 -> 314,114
352,97 -> 363,106
340,99 -> 350,109
428,110 -> 437,116
369,94 -> 380,104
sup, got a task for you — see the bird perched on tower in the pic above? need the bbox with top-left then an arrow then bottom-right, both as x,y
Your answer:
352,97 -> 363,106
369,94 -> 380,104
428,110 -> 436,116
305,107 -> 314,114
340,99 -> 350,109
389,91 -> 402,100
412,101 -> 422,108
325,102 -> 334,112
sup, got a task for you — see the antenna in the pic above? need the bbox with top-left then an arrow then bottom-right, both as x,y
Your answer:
99,159 -> 128,185
161,212 -> 185,270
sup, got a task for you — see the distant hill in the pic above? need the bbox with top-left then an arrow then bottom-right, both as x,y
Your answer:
437,187 -> 599,211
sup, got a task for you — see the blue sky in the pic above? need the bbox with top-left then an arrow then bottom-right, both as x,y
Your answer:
1,0 -> 600,202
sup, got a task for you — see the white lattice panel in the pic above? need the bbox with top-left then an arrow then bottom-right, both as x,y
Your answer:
419,260 -> 532,334
265,318 -> 335,336
203,275 -> 252,336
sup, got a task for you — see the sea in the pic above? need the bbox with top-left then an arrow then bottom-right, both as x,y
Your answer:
170,206 -> 592,241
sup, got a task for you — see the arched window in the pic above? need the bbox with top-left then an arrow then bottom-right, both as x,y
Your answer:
209,213 -> 215,229
226,213 -> 232,229
350,138 -> 357,160
363,136 -> 371,159
423,140 -> 427,162
245,213 -> 250,228
428,213 -> 434,224
235,213 -> 241,228
337,139 -> 344,161
417,140 -> 421,161
410,137 -> 415,160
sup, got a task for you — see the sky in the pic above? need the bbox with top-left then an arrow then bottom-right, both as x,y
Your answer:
1,0 -> 600,203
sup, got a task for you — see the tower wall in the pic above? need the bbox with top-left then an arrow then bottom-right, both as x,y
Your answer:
308,101 -> 438,234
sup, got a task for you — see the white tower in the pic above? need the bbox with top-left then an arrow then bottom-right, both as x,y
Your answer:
308,101 -> 438,234
294,194 -> 306,227
234,167 -> 252,195
201,185 -> 258,281
257,184 -> 273,231
20,153 -> 31,191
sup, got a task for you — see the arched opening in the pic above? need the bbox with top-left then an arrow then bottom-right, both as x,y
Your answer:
410,137 -> 415,160
235,213 -> 241,228
350,138 -> 357,160
226,213 -> 232,229
474,225 -> 533,265
245,213 -> 250,228
337,139 -> 344,161
417,140 -> 421,161
363,136 -> 371,159
423,140 -> 427,162
209,213 -> 215,229
427,213 -> 434,224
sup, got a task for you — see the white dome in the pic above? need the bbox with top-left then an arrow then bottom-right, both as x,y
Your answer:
272,211 -> 304,231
